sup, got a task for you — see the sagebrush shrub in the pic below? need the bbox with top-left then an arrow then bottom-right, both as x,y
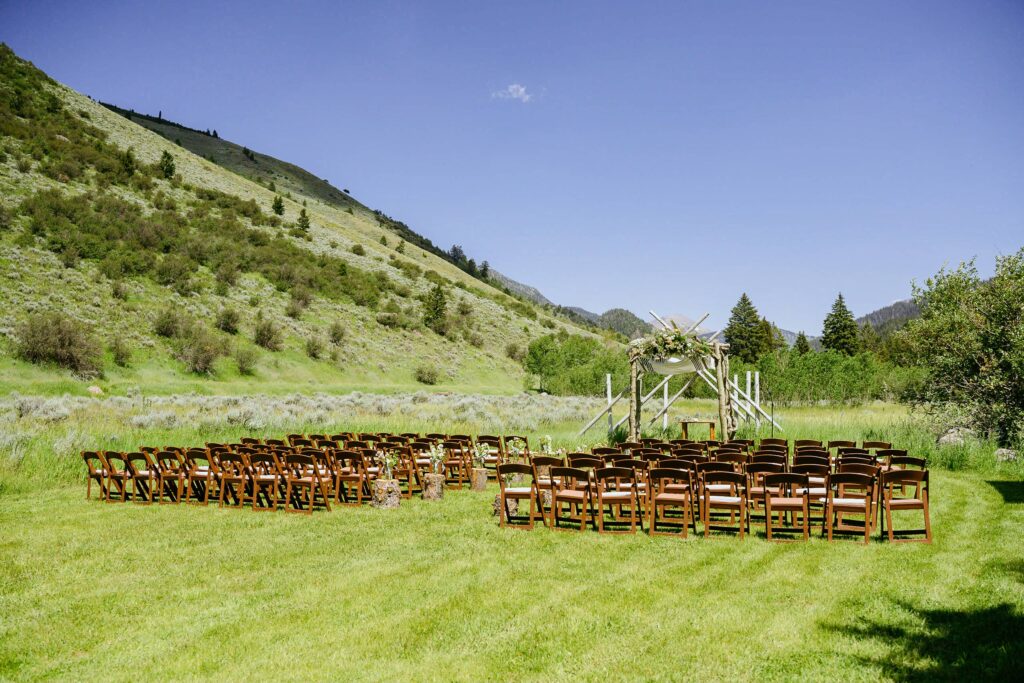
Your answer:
234,346 -> 258,375
110,336 -> 132,367
305,337 -> 324,359
15,311 -> 103,376
329,321 -> 345,345
414,365 -> 439,385
216,307 -> 240,334
254,315 -> 283,351
177,326 -> 222,374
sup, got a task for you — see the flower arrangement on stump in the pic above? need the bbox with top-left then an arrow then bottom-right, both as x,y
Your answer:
470,444 -> 492,491
422,443 -> 446,501
371,449 -> 401,509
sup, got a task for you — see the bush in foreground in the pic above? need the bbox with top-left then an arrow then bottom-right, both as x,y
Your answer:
15,311 -> 103,376
414,365 -> 439,385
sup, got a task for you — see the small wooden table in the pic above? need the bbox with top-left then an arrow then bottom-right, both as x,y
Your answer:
680,420 -> 716,440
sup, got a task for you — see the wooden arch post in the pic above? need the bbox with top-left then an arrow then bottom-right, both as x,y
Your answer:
712,342 -> 737,442
628,349 -> 642,442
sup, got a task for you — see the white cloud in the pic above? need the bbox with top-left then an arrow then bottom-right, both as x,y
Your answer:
492,83 -> 533,103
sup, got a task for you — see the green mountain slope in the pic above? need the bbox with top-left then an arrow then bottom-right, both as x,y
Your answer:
0,45 -> 605,396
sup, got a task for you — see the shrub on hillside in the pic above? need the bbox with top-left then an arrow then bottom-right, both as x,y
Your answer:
351,244 -> 366,256
254,315 -> 283,351
216,307 -> 240,335
329,321 -> 345,345
505,342 -> 526,362
285,298 -> 305,320
15,311 -> 103,376
414,365 -> 439,385
110,336 -> 132,367
177,325 -> 222,374
153,307 -> 186,338
305,337 -> 324,359
234,346 -> 258,375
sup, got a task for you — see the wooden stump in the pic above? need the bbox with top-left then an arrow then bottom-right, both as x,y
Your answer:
421,473 -> 445,501
470,468 -> 489,491
371,479 -> 401,509
492,494 -> 518,517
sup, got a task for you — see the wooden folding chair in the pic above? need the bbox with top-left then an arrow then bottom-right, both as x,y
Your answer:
497,463 -> 535,529
648,467 -> 695,537
824,472 -> 875,544
155,451 -> 187,503
550,466 -> 592,532
103,452 -> 131,502
184,450 -> 218,504
880,469 -> 931,543
530,455 -> 563,526
763,472 -> 810,542
442,440 -> 469,489
249,453 -> 281,511
593,466 -> 640,534
126,452 -> 158,504
701,470 -> 748,538
81,451 -> 109,500
282,453 -> 332,514
217,453 -> 248,508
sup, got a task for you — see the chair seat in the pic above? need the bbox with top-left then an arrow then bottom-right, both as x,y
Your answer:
556,489 -> 588,501
705,483 -> 732,493
749,486 -> 780,497
768,496 -> 806,508
255,475 -> 278,482
654,493 -> 689,504
599,491 -> 634,501
708,495 -> 743,505
536,477 -> 561,487
503,487 -> 532,495
799,487 -> 827,496
888,498 -> 924,509
134,470 -> 153,477
831,497 -> 870,508
808,476 -> 826,485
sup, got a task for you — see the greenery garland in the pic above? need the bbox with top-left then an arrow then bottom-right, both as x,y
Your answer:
628,327 -> 714,361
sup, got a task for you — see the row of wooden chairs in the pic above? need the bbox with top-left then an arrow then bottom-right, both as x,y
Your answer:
496,453 -> 931,543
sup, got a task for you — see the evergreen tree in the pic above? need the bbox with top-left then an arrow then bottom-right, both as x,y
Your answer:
395,240 -> 406,254
379,235 -> 388,246
859,322 -> 882,354
794,331 -> 811,355
422,283 -> 448,333
297,208 -> 310,233
821,293 -> 860,355
450,245 -> 467,265
723,293 -> 764,363
272,196 -> 284,216
158,151 -> 175,179
480,260 -> 490,279
758,317 -> 786,354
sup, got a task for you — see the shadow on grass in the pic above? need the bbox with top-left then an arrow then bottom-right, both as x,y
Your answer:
826,600 -> 1024,681
986,480 -> 1024,504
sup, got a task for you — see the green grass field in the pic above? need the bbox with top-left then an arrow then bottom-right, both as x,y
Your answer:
1,398 -> 1022,681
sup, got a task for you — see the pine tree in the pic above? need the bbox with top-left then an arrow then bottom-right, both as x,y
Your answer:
723,293 -> 764,363
395,240 -> 406,254
821,293 -> 860,355
422,283 -> 448,333
480,260 -> 490,279
272,196 -> 284,216
158,151 -> 175,179
794,332 -> 811,355
297,208 -> 310,233
859,322 -> 882,354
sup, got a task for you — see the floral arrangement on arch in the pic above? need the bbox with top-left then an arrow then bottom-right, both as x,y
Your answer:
628,326 -> 713,362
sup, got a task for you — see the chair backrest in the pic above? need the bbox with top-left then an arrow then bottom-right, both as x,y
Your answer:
837,447 -> 869,456
125,452 -> 153,475
881,468 -> 928,490
703,470 -> 746,490
862,440 -> 892,451
477,436 -> 503,451
568,455 -> 602,469
286,434 -> 306,446
185,450 -> 212,470
792,462 -> 830,477
837,462 -> 878,476
595,466 -> 634,488
746,462 -> 784,478
306,434 -> 326,442
714,452 -> 747,469
795,447 -> 829,458
249,453 -> 280,476
218,453 -> 248,477
549,466 -> 589,488
756,444 -> 788,457
877,449 -> 908,464
399,432 -> 420,440
827,472 -> 875,494
716,443 -> 744,453
104,451 -> 128,475
530,455 -> 563,468
346,440 -> 368,450
649,467 -> 692,493
672,445 -> 706,457
696,461 -> 733,477
793,454 -> 830,468
827,440 -> 856,450
504,435 -> 530,452
156,451 -> 183,472
671,454 -> 707,466
760,438 -> 788,449
794,439 -> 822,448
837,455 -> 875,467
764,472 -> 809,493
592,447 -> 623,457
889,455 -> 927,470
82,451 -> 106,475
442,440 -> 465,454
497,462 -> 532,486
240,437 -> 262,445
334,450 -> 365,472
283,453 -> 321,478
751,454 -> 787,468
265,438 -> 286,447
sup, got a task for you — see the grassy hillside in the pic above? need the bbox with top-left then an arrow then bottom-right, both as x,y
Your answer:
0,45 -> 608,396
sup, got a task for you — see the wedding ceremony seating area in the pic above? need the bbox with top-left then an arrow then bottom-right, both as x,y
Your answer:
81,434 -> 931,543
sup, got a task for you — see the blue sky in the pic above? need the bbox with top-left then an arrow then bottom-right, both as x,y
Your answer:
2,1 -> 1022,334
